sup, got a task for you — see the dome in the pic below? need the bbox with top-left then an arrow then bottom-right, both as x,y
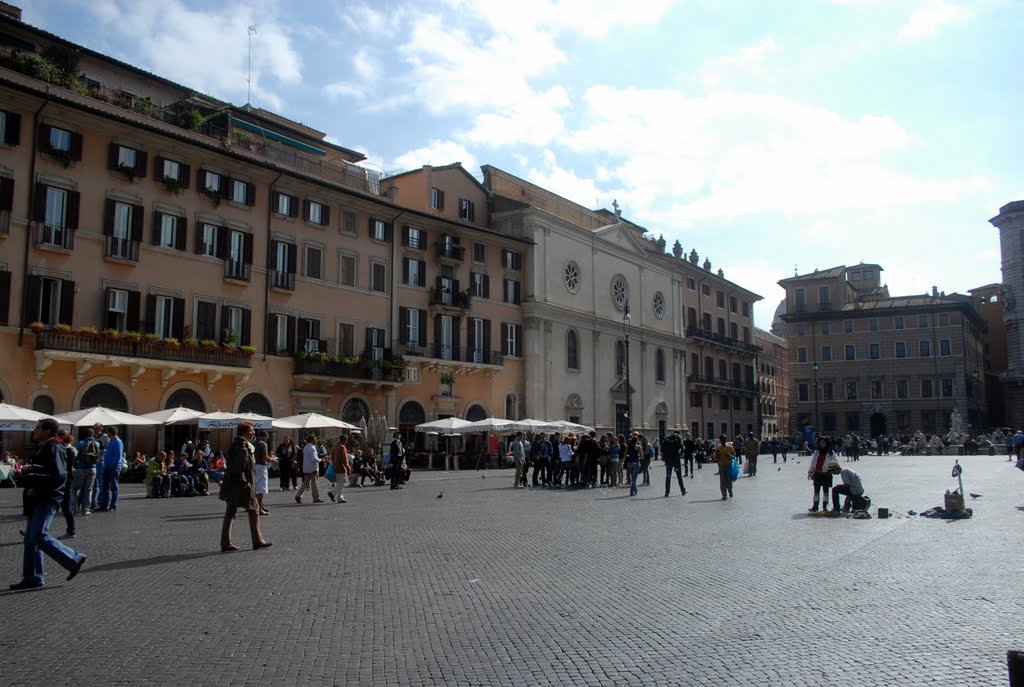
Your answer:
770,298 -> 787,338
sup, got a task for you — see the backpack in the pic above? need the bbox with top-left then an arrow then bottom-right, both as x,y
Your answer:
84,439 -> 101,465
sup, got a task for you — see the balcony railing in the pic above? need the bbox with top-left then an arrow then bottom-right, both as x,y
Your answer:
34,223 -> 74,250
687,373 -> 758,393
685,327 -> 761,355
35,331 -> 252,368
428,287 -> 472,309
436,242 -> 465,261
104,236 -> 139,262
818,302 -> 833,312
293,357 -> 403,382
794,303 -> 807,313
224,260 -> 251,282
270,270 -> 295,290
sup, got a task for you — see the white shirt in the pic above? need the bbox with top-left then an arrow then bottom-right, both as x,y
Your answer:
302,443 -> 320,473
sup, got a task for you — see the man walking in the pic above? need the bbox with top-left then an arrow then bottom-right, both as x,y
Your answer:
661,429 -> 686,497
294,434 -> 323,503
682,434 -> 696,478
743,432 -> 760,477
96,427 -> 123,512
389,432 -> 405,490
10,418 -> 86,589
512,432 -> 527,488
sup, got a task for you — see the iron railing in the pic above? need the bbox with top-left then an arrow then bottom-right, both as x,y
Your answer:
35,331 -> 252,368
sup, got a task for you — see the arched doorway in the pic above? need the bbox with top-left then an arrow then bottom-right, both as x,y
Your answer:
80,383 -> 128,411
238,392 -> 272,416
341,398 -> 370,426
870,412 -> 887,439
31,394 -> 56,416
164,388 -> 206,453
465,404 -> 487,422
399,401 -> 426,449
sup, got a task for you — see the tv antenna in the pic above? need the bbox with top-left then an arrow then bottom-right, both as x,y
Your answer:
247,25 -> 257,106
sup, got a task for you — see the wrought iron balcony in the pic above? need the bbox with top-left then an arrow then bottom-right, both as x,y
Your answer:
687,373 -> 758,394
34,223 -> 74,251
224,260 -> 251,282
35,331 -> 253,369
104,236 -> 139,262
428,287 -> 471,309
270,270 -> 295,290
436,241 -> 465,261
685,327 -> 761,355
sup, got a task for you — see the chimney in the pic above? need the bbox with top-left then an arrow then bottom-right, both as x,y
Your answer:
931,286 -> 939,297
0,2 -> 22,21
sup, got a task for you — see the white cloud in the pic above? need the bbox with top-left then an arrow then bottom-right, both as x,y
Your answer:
322,81 -> 367,102
701,37 -> 779,89
391,139 -> 479,175
898,1 -> 972,41
81,0 -> 303,111
525,150 -> 618,211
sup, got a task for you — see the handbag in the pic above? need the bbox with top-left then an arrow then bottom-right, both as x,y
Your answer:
324,463 -> 336,484
729,458 -> 740,481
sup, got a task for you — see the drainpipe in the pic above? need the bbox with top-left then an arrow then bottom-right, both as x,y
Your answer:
18,96 -> 51,348
261,172 -> 282,362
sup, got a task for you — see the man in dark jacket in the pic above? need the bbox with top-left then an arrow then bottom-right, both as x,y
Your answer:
577,431 -> 601,488
10,418 -> 87,590
389,432 -> 405,490
661,430 -> 686,497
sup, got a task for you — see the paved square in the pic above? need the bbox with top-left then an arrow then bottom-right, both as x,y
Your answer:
1,453 -> 1022,686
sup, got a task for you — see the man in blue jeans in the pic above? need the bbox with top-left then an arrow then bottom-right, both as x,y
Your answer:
10,417 -> 87,589
96,426 -> 124,512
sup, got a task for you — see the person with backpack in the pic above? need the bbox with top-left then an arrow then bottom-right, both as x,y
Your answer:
640,435 -> 654,486
71,428 -> 100,516
661,430 -> 686,497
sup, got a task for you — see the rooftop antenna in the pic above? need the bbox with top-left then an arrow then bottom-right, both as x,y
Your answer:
247,25 -> 257,106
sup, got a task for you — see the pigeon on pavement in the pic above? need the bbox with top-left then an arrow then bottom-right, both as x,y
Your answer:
436,492 -> 443,499
969,493 -> 981,499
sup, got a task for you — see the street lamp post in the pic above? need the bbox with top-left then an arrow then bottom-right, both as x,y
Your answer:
812,360 -> 820,438
624,300 -> 632,435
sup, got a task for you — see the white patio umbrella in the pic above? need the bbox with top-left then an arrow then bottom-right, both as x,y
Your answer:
197,411 -> 284,430
452,418 -> 522,434
139,407 -> 207,425
415,417 -> 472,433
0,402 -> 45,431
54,406 -> 161,427
272,412 -> 358,430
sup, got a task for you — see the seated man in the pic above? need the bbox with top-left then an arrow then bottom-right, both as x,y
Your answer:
191,452 -> 211,496
357,451 -> 385,486
145,452 -> 170,498
832,467 -> 868,513
171,453 -> 195,496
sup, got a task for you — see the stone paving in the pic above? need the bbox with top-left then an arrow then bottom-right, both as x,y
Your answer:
1,453 -> 1022,686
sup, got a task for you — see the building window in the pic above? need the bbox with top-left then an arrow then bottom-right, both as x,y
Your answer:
823,413 -> 836,432
918,314 -> 929,328
869,318 -> 879,332
459,198 -> 475,221
919,340 -> 931,357
821,321 -> 830,335
939,339 -> 951,356
403,226 -> 425,250
504,323 -> 521,357
896,380 -> 909,399
567,330 -> 579,370
823,382 -> 834,401
939,313 -> 949,326
502,249 -> 522,271
48,126 -> 72,152
819,287 -> 831,310
0,109 -> 19,145
687,277 -> 695,291
430,187 -> 444,210
470,272 -> 488,299
797,347 -> 807,363
843,344 -> 854,361
504,278 -> 521,305
161,158 -> 182,183
655,348 -> 665,383
202,170 -> 223,194
371,219 -> 388,241
153,295 -> 175,339
199,223 -> 217,257
158,214 -> 179,249
230,179 -> 254,205
895,341 -> 906,358
473,242 -> 486,264
870,380 -> 882,399
921,379 -> 933,398
371,263 -> 387,293
106,288 -> 128,331
275,192 -> 295,217
844,320 -> 853,333
272,314 -> 291,353
869,343 -> 880,360
821,346 -> 832,362
116,145 -> 137,169
306,200 -> 326,225
304,246 -> 323,280
342,209 -> 357,235
894,315 -> 904,330
402,258 -> 425,287
846,412 -> 860,432
941,378 -> 953,397
798,383 -> 809,402
729,295 -> 737,313
716,290 -> 725,308
845,382 -> 857,400
690,392 -> 702,408
339,254 -> 356,287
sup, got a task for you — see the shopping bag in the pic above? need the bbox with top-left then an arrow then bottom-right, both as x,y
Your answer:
729,458 -> 739,481
324,463 -> 336,484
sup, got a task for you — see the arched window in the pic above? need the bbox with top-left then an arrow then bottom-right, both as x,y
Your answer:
655,348 -> 666,383
399,401 -> 426,427
238,393 -> 272,416
80,383 -> 128,411
566,330 -> 579,370
341,398 -> 370,425
32,394 -> 55,415
465,404 -> 487,422
505,394 -> 517,420
166,388 -> 205,411
615,340 -> 625,377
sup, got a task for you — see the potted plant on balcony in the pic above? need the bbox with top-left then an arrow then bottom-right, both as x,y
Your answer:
79,325 -> 98,338
161,176 -> 183,196
143,332 -> 160,344
183,337 -> 199,349
54,323 -> 73,335
101,328 -> 121,341
29,321 -> 46,334
124,330 -> 142,345
116,162 -> 138,182
162,337 -> 180,349
240,345 -> 256,356
199,339 -> 218,350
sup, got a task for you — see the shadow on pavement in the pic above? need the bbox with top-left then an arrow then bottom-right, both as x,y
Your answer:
163,514 -> 223,521
83,550 -> 221,574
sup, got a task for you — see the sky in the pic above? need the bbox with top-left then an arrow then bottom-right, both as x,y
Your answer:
22,0 -> 1023,329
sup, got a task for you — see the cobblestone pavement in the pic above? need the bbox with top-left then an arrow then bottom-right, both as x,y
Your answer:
1,453 -> 1022,686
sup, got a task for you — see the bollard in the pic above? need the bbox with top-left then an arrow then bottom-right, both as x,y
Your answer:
1009,650 -> 1024,687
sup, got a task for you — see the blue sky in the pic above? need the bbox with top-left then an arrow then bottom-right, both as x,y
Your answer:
24,0 -> 1023,328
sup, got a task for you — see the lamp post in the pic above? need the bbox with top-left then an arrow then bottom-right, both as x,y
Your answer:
812,360 -> 820,438
624,300 -> 632,435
